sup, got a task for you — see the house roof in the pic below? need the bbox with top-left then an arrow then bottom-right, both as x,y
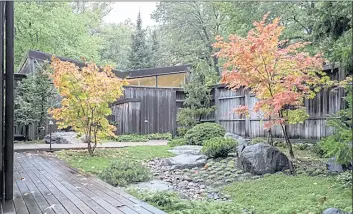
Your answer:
18,50 -> 191,79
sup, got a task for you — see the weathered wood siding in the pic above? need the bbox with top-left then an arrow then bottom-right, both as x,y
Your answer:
112,86 -> 178,135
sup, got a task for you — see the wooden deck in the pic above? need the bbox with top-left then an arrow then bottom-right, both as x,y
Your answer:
2,152 -> 166,214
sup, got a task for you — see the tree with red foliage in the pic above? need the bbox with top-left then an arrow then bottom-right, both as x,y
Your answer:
213,13 -> 334,159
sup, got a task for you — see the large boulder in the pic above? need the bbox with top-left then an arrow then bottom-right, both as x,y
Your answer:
161,154 -> 207,169
327,157 -> 344,173
168,145 -> 203,155
322,208 -> 350,214
237,143 -> 290,175
224,132 -> 248,154
44,131 -> 83,144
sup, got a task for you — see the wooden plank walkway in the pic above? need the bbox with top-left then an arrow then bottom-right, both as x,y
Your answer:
2,152 -> 166,214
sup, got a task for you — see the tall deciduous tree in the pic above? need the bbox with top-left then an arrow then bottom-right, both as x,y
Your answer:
14,62 -> 57,140
50,57 -> 126,155
128,11 -> 152,69
152,2 -> 226,75
14,2 -> 104,68
214,14 -> 331,159
99,20 -> 134,70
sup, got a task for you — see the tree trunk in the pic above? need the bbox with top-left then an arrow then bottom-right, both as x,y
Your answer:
25,124 -> 29,141
280,123 -> 295,174
267,128 -> 273,146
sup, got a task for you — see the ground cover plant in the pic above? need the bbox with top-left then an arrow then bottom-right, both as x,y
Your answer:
222,173 -> 352,214
100,159 -> 151,186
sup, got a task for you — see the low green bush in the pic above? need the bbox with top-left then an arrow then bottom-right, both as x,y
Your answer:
168,138 -> 187,147
128,190 -> 252,214
114,134 -> 149,142
184,122 -> 226,145
292,143 -> 309,150
336,170 -> 353,188
99,160 -> 151,187
202,137 -> 238,158
113,133 -> 172,142
309,143 -> 324,157
147,133 -> 172,140
273,141 -> 286,148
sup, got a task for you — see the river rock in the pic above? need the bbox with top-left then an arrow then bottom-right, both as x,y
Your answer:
130,180 -> 172,192
237,143 -> 290,175
44,131 -> 83,144
322,208 -> 350,214
169,145 -> 203,155
161,154 -> 207,169
327,157 -> 344,173
225,133 -> 248,154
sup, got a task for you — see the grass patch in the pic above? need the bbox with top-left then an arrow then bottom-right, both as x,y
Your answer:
56,146 -> 174,174
222,174 -> 352,214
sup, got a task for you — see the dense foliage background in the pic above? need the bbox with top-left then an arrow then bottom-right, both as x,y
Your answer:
14,2 -> 352,75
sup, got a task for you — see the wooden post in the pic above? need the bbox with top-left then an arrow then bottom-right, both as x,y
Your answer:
214,86 -> 220,124
0,1 -> 4,202
5,1 -> 14,200
244,89 -> 251,138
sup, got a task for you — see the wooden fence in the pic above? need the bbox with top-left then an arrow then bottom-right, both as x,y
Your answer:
18,67 -> 347,140
112,67 -> 346,139
111,86 -> 178,135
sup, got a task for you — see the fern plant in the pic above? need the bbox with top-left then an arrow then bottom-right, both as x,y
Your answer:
319,85 -> 352,165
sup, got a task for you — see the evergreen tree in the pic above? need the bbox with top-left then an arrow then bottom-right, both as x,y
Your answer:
176,61 -> 216,136
151,30 -> 160,68
128,11 -> 152,69
14,62 -> 57,140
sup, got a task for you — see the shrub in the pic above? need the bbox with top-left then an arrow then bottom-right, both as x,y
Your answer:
168,138 -> 187,147
336,170 -> 352,188
114,134 -> 148,142
185,122 -> 226,145
128,190 -> 251,214
292,143 -> 309,150
310,143 -> 324,157
273,141 -> 286,148
202,137 -> 238,158
99,160 -> 151,187
318,85 -> 352,165
147,133 -> 172,141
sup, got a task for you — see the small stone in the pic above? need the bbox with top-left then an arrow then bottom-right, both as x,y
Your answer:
252,175 -> 261,180
236,170 -> 244,174
183,176 -> 192,181
225,179 -> 232,183
224,172 -> 232,177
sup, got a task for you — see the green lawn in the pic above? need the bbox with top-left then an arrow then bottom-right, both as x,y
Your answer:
223,174 -> 352,214
56,145 -> 174,174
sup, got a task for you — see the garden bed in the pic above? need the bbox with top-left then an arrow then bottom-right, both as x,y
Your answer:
55,144 -> 352,214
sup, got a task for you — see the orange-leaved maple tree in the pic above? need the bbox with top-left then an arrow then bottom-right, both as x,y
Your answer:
50,57 -> 127,155
213,13 -> 332,159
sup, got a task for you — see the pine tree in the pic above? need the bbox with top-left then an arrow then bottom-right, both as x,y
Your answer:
14,62 -> 57,140
151,30 -> 160,68
128,11 -> 152,69
176,61 -> 216,136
